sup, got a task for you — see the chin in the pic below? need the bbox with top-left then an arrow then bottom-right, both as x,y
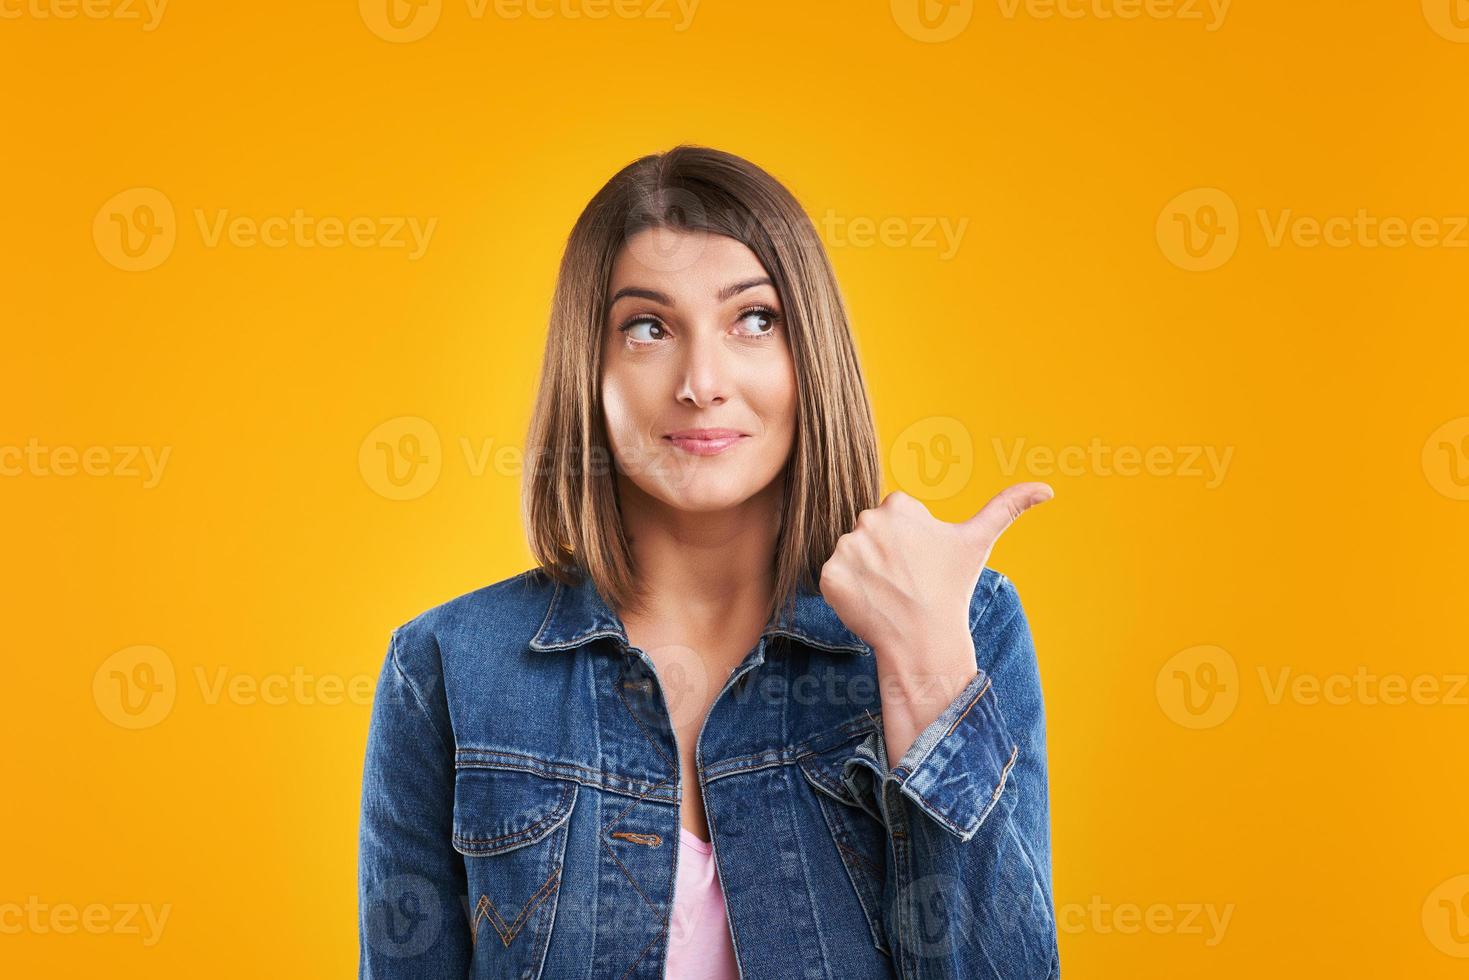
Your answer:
653,479 -> 763,514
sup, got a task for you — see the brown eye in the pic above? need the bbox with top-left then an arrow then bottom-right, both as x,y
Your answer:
735,307 -> 781,336
621,317 -> 667,343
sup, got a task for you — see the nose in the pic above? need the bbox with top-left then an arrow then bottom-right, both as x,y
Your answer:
675,322 -> 729,409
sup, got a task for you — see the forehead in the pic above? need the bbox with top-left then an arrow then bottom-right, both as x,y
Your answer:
609,227 -> 770,292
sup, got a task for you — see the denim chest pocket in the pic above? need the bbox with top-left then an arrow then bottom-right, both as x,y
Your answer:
797,738 -> 891,956
451,765 -> 578,979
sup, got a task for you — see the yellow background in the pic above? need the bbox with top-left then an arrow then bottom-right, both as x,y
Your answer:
3,0 -> 1467,975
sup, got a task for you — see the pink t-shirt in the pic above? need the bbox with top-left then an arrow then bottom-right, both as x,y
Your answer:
665,827 -> 739,979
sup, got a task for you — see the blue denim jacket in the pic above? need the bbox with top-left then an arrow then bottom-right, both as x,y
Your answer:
358,565 -> 1059,979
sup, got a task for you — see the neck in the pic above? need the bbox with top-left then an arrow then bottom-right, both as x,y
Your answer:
614,474 -> 784,638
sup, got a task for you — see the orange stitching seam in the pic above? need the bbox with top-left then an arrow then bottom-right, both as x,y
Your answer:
454,782 -> 573,849
468,867 -> 560,948
835,839 -> 882,877
944,675 -> 991,738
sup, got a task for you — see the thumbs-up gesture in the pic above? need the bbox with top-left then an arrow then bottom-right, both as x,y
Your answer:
818,482 -> 1054,762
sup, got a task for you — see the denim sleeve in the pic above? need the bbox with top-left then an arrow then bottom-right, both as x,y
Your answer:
842,573 -> 1060,979
358,624 -> 472,978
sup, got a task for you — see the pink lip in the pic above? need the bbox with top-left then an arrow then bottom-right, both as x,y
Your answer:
663,429 -> 748,456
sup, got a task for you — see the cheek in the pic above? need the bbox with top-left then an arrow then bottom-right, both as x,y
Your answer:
750,357 -> 798,435
600,378 -> 629,446
600,369 -> 650,451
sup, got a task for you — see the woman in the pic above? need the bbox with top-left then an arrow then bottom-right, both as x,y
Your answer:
358,145 -> 1060,979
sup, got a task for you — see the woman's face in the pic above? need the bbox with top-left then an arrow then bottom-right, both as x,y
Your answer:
601,226 -> 797,514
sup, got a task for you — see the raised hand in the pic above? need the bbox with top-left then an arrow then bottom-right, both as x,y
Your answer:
818,482 -> 1054,764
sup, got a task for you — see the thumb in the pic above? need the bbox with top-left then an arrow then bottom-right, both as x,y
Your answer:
960,482 -> 1055,546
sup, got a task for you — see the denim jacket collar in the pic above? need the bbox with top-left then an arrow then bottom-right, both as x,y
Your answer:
528,567 -> 874,656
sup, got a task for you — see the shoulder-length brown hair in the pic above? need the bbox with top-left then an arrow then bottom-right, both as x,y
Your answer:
522,144 -> 881,627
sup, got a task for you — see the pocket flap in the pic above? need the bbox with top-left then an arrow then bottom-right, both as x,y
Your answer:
451,766 -> 578,857
797,728 -> 884,822
798,747 -> 862,807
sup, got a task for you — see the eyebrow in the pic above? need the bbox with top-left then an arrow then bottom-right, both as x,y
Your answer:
608,276 -> 773,307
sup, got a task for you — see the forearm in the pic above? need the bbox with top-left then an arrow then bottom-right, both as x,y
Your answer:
873,625 -> 980,768
851,575 -> 1058,978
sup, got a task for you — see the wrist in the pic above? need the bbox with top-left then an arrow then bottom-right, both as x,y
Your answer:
872,625 -> 977,704
873,626 -> 979,767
